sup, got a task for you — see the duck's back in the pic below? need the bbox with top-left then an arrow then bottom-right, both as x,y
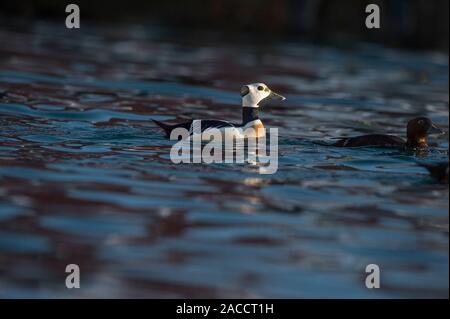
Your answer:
192,120 -> 236,132
334,134 -> 405,147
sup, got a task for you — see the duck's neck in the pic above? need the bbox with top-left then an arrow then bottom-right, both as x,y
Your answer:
242,107 -> 260,125
406,137 -> 428,148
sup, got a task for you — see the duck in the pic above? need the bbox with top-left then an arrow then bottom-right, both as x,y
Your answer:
153,83 -> 285,140
418,162 -> 449,183
333,117 -> 445,148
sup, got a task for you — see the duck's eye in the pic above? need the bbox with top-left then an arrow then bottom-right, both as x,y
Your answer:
257,86 -> 264,91
418,120 -> 424,125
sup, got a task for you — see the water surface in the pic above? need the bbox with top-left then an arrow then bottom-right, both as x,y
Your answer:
0,23 -> 448,298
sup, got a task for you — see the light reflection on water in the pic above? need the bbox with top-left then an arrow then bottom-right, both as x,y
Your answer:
0,22 -> 448,298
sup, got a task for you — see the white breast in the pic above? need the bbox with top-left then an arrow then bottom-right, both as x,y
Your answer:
185,119 -> 265,141
243,119 -> 266,138
197,126 -> 245,141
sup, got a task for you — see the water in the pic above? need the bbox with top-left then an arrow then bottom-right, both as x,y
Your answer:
0,23 -> 448,298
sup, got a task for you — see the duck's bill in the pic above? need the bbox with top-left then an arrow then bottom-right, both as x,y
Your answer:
268,91 -> 286,101
430,123 -> 446,135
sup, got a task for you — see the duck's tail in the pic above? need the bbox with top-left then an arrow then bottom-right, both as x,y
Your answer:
152,119 -> 173,137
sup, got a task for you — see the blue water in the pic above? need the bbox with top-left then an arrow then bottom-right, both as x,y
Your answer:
0,23 -> 448,298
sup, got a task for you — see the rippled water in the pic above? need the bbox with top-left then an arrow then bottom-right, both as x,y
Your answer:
0,23 -> 448,298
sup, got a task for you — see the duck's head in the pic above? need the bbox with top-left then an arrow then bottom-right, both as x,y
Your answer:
406,117 -> 445,147
240,83 -> 285,108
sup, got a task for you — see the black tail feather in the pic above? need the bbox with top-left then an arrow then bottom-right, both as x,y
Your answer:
152,119 -> 173,137
152,119 -> 193,138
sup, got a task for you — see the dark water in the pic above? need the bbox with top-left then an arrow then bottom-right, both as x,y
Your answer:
0,23 -> 448,298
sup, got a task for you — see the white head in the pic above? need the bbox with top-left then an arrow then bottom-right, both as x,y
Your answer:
240,83 -> 286,108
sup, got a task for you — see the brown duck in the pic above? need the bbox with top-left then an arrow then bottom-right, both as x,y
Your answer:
333,117 -> 445,148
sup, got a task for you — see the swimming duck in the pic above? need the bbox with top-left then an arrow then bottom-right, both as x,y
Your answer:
153,83 -> 285,139
333,117 -> 445,148
418,162 -> 449,183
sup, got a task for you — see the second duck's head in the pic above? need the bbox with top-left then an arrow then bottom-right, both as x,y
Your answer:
240,83 -> 285,108
407,117 -> 445,147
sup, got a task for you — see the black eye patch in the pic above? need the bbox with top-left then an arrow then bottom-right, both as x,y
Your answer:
257,86 -> 264,91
